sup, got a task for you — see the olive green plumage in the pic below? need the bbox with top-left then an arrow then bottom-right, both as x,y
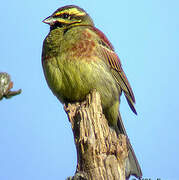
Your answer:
42,5 -> 142,179
42,27 -> 120,126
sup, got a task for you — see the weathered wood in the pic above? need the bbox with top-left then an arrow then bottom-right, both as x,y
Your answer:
65,90 -> 128,180
0,72 -> 21,100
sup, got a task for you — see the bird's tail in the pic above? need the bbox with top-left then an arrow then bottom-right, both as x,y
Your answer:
117,113 -> 142,179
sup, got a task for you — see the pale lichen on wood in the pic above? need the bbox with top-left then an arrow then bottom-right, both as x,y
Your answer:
65,90 -> 128,180
0,72 -> 21,100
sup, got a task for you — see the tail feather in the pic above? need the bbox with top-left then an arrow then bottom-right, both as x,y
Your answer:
117,113 -> 142,179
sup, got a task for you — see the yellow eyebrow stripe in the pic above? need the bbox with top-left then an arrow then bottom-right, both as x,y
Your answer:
56,18 -> 81,24
55,8 -> 86,16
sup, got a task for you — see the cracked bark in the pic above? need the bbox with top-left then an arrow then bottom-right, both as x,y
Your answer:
65,90 -> 128,180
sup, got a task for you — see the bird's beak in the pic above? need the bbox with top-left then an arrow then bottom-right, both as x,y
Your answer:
42,16 -> 55,25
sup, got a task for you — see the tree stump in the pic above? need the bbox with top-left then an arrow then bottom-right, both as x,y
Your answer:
65,90 -> 128,180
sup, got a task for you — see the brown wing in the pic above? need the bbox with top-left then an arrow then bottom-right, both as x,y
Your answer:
91,27 -> 137,114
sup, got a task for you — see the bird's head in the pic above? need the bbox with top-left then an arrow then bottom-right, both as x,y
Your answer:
43,5 -> 94,30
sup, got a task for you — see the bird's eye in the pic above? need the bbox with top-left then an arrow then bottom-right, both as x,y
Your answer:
62,13 -> 70,19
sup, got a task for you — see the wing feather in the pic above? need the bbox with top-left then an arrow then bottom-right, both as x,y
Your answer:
91,27 -> 137,114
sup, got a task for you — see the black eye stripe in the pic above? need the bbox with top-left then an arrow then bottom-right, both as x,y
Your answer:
53,13 -> 81,19
53,13 -> 70,18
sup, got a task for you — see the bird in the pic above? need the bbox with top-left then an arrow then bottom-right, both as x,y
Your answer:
42,5 -> 142,179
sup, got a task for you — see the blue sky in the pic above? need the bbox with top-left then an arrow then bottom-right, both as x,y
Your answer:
0,0 -> 179,180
